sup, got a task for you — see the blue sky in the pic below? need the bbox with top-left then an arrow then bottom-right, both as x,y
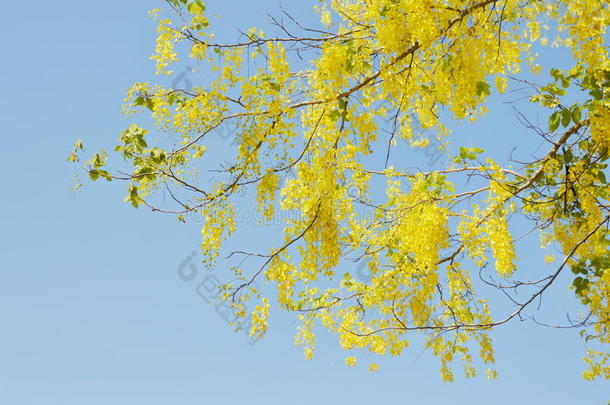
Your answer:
0,1 -> 608,404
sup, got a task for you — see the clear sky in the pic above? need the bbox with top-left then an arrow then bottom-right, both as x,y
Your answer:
0,1 -> 608,404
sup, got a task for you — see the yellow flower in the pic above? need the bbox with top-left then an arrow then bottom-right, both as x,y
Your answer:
345,356 -> 357,367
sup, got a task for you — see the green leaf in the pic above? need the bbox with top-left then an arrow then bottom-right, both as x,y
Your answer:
571,105 -> 582,123
89,169 -> 112,181
134,166 -> 156,181
597,170 -> 607,183
328,109 -> 341,121
572,276 -> 590,296
457,146 -> 483,162
150,148 -> 167,163
188,0 -> 206,13
92,151 -> 107,168
475,81 -> 491,97
550,68 -> 562,81
67,138 -> 84,162
590,89 -> 603,100
570,262 -> 587,275
124,185 -> 143,208
548,111 -> 560,132
561,109 -> 571,127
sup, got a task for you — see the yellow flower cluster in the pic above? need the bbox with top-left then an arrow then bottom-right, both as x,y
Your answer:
110,0 -> 610,381
150,19 -> 179,75
590,102 -> 610,151
250,297 -> 270,338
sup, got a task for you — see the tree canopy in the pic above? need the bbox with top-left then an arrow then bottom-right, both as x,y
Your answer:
71,0 -> 610,381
